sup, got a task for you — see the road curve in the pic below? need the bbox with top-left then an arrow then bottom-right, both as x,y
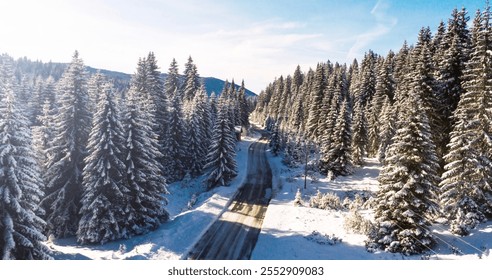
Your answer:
186,135 -> 272,260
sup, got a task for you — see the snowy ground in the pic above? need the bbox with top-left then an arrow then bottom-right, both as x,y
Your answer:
48,130 -> 261,260
252,149 -> 492,260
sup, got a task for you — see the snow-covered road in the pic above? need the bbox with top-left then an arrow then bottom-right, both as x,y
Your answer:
186,135 -> 272,259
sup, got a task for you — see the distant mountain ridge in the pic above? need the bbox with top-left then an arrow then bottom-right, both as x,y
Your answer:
12,56 -> 257,97
86,66 -> 257,97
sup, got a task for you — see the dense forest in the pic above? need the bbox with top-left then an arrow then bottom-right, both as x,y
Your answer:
252,6 -> 492,254
0,51 -> 252,259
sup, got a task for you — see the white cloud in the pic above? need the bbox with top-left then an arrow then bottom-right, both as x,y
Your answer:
347,0 -> 398,59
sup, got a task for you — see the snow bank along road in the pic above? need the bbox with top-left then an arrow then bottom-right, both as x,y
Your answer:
186,133 -> 272,260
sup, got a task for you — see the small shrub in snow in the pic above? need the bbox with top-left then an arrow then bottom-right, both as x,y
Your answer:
344,209 -> 374,235
294,188 -> 303,206
309,190 -> 343,210
319,192 -> 343,210
348,193 -> 366,210
304,231 -> 342,245
309,190 -> 323,208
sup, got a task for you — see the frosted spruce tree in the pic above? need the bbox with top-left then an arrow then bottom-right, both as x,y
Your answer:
41,51 -> 92,238
367,92 -> 440,255
77,81 -> 132,244
350,98 -> 367,166
167,93 -> 188,181
238,80 -> 250,128
187,86 -> 210,177
439,7 -> 492,236
146,53 -> 171,178
182,56 -> 200,102
204,99 -> 237,190
325,98 -> 353,177
125,83 -> 169,234
269,122 -> 281,156
306,64 -> 326,140
0,56 -> 51,260
435,8 -> 471,154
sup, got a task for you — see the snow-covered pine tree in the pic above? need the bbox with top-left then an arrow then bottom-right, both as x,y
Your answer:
318,81 -> 341,173
200,85 -> 213,142
125,83 -> 169,235
164,58 -> 181,101
377,95 -> 395,163
439,6 -> 492,236
77,80 -> 132,245
410,29 -> 444,162
366,52 -> 395,157
367,92 -> 440,255
209,92 -> 218,126
144,53 -> 171,178
351,98 -> 367,166
187,86 -> 209,177
356,51 -> 377,107
269,122 -> 281,156
87,71 -> 105,114
435,8 -> 471,154
289,79 -> 306,135
182,56 -> 200,102
0,55 -> 52,260
306,64 -> 326,140
204,98 -> 238,190
325,98 -> 353,177
41,51 -> 92,238
167,93 -> 188,181
238,80 -> 250,128
32,98 -> 56,175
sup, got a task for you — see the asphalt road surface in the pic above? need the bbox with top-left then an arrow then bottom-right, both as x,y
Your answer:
186,135 -> 272,260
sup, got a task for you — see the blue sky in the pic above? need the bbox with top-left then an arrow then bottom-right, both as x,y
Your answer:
0,0 -> 487,93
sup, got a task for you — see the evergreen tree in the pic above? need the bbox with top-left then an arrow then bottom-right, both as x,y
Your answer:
439,7 -> 492,236
167,94 -> 188,181
319,79 -> 342,173
183,56 -> 200,101
77,81 -> 132,244
306,64 -> 326,140
164,58 -> 181,100
351,99 -> 367,166
144,53 -> 171,178
368,93 -> 440,255
41,51 -> 91,238
366,53 -> 395,157
270,122 -> 281,156
125,84 -> 169,235
325,98 -> 353,177
377,96 -> 395,163
435,8 -> 471,154
187,87 -> 209,177
204,100 -> 237,189
0,56 -> 51,260
238,80 -> 250,128
32,99 -> 56,175
87,71 -> 105,113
